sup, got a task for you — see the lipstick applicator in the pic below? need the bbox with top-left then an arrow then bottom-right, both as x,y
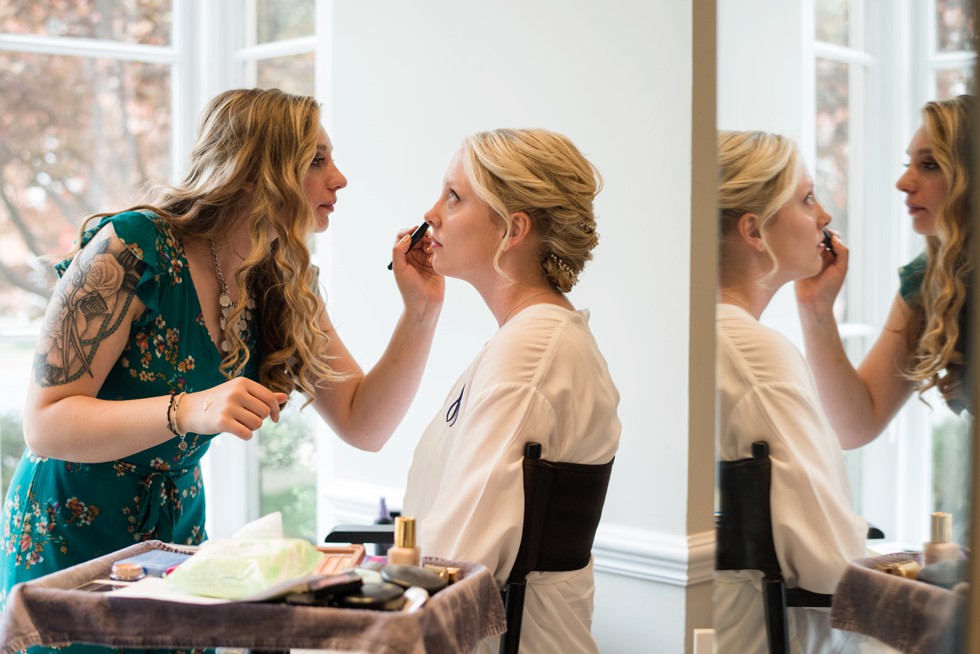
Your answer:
388,222 -> 430,270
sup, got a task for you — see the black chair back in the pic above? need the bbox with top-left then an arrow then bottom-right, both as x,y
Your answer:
716,441 -> 781,578
715,441 -> 833,654
501,442 -> 614,654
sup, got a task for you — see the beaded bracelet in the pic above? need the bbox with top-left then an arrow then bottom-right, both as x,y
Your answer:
166,390 -> 189,452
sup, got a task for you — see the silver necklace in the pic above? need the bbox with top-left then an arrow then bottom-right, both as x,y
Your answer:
502,290 -> 555,324
208,239 -> 255,352
719,291 -> 755,316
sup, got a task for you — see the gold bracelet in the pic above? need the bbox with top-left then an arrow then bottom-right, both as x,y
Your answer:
166,391 -> 188,451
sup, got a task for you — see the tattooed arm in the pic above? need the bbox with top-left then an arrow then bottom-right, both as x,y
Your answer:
24,223 -> 287,462
22,224 -> 176,462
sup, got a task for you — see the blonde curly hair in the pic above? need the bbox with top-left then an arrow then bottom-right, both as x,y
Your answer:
71,88 -> 345,401
906,95 -> 973,407
460,128 -> 602,292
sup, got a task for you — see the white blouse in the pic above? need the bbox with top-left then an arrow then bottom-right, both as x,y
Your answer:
404,304 -> 621,654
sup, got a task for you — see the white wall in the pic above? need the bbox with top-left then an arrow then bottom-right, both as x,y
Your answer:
717,0 -> 812,347
315,1 -> 715,651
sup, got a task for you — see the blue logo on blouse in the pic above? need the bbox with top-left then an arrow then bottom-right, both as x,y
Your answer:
446,385 -> 464,427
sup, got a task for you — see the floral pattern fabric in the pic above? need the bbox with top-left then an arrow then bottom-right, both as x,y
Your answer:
0,211 -> 257,653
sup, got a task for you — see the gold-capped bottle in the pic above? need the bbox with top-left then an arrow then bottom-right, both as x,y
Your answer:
923,512 -> 959,565
387,516 -> 421,567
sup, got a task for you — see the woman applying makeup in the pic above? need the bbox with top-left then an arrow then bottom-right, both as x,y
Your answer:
0,87 -> 444,638
402,128 -> 621,654
715,131 -> 889,653
796,95 -> 974,448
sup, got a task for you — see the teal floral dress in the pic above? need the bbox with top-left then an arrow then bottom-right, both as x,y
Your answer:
899,252 -> 972,414
0,211 -> 258,652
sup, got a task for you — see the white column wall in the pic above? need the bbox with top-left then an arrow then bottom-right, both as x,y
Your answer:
717,0 -> 811,346
315,1 -> 714,651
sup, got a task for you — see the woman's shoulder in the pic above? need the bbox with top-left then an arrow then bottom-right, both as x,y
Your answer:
496,305 -> 594,353
717,306 -> 808,386
55,210 -> 187,319
66,210 -> 174,259
478,305 -> 605,383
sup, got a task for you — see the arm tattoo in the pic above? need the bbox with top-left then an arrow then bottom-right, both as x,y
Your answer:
33,233 -> 146,387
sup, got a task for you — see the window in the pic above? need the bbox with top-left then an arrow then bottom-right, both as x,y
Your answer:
0,1 -> 175,495
0,0 -> 318,540
237,0 -> 319,543
922,0 -> 975,549
812,0 -> 975,547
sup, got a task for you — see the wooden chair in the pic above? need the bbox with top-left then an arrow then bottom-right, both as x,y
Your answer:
324,442 -> 615,654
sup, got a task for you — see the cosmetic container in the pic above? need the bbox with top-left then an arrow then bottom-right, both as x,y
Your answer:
382,564 -> 448,595
372,496 -> 393,556
387,516 -> 421,567
338,582 -> 406,611
110,561 -> 146,582
923,512 -> 959,566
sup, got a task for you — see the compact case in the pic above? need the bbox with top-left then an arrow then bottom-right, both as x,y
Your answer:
337,582 -> 406,611
381,564 -> 448,595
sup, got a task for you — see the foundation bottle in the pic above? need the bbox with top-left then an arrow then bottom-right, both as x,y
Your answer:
923,512 -> 959,565
387,516 -> 421,567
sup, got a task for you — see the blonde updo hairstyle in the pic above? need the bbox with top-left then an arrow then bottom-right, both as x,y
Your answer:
717,130 -> 803,285
460,128 -> 602,292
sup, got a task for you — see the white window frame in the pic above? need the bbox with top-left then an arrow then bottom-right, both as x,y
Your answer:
811,0 -> 975,548
812,0 -> 934,549
0,0 -> 320,538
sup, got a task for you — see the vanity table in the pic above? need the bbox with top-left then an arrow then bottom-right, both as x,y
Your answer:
0,540 -> 506,653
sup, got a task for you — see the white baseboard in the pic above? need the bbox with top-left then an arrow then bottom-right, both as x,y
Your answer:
593,523 -> 714,586
320,480 -> 716,587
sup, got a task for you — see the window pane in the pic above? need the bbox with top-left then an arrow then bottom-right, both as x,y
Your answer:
0,343 -> 31,499
815,59 -> 850,239
935,67 -> 975,98
257,0 -> 314,43
256,53 -> 315,96
932,410 -> 973,548
936,0 -> 975,53
815,0 -> 850,46
0,0 -> 172,45
0,52 -> 171,326
0,51 -> 171,497
257,397 -> 316,540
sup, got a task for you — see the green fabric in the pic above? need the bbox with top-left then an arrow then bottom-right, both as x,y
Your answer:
1,211 -> 258,653
898,252 -> 927,306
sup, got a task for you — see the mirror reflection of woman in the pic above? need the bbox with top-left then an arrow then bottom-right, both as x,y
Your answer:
796,95 -> 974,447
715,131 -> 889,653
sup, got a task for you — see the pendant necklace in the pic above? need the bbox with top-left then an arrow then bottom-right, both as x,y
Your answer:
208,239 -> 255,353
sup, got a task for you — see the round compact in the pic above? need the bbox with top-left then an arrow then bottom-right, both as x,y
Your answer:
381,564 -> 448,595
109,561 -> 146,582
338,582 -> 405,611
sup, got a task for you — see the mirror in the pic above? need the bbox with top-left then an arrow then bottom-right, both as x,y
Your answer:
716,0 -> 975,651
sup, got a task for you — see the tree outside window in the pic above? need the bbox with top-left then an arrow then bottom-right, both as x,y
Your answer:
1,2 -> 320,541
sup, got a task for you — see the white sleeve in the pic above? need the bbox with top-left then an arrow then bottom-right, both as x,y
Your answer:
725,381 -> 868,593
417,381 -> 557,586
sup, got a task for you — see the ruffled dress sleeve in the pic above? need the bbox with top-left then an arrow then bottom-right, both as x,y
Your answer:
56,210 -> 184,329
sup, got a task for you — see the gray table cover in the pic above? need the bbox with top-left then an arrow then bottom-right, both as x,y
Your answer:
0,540 -> 506,653
830,552 -> 967,654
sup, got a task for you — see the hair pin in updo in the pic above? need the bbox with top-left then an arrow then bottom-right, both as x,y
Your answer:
549,252 -> 573,275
